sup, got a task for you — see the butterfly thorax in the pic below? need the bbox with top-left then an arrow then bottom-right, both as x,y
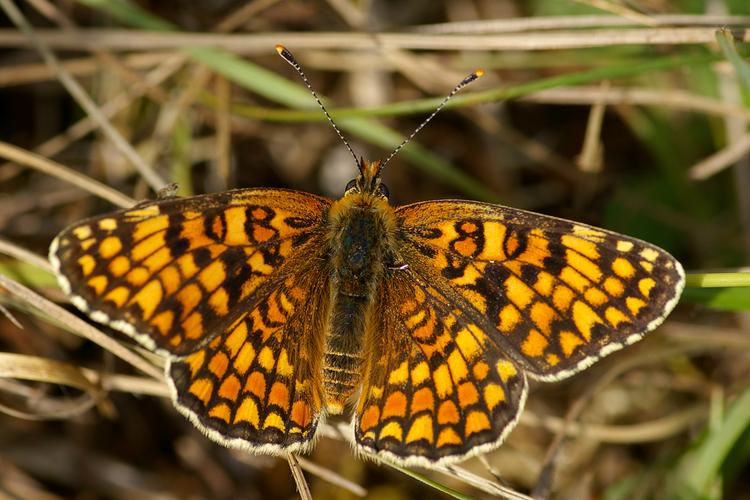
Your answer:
322,185 -> 398,413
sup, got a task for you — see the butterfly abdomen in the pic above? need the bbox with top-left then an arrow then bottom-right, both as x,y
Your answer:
323,194 -> 397,413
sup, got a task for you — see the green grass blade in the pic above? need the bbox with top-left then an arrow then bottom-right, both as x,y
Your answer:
680,287 -> 750,311
715,28 -> 750,102
681,271 -> 750,310
0,260 -> 58,289
668,390 -> 750,497
386,461 -> 476,500
75,0 -> 172,30
686,271 -> 750,288
188,49 -> 316,108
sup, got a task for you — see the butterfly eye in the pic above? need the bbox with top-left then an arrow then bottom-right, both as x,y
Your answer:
377,183 -> 390,199
345,179 -> 358,192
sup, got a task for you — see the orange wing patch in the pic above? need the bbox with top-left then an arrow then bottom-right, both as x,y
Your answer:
168,262 -> 330,453
50,188 -> 330,356
354,274 -> 527,465
397,200 -> 684,381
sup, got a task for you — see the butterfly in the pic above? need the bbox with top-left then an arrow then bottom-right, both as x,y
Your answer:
48,47 -> 685,468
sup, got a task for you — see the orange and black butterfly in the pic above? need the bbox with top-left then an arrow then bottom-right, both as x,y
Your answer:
49,47 -> 684,467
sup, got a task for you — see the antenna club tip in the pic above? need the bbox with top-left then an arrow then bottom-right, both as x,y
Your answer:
275,44 -> 286,54
474,69 -> 485,78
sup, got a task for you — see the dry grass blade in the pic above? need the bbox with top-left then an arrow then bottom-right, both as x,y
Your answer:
325,0 -> 367,27
0,141 -> 134,208
0,353 -> 98,393
215,75 -> 232,188
522,86 -> 750,121
0,352 -> 168,423
0,355 -> 169,399
573,0 -> 658,26
296,455 -> 367,497
0,303 -> 24,329
520,405 -> 706,443
214,0 -> 283,31
25,0 -> 73,29
0,275 -> 162,380
577,80 -> 608,173
688,133 -> 750,180
0,238 -> 52,273
0,51 -> 172,88
414,14 -> 750,33
95,372 -> 169,397
0,391 -> 98,421
287,453 -> 313,500
661,322 -> 750,349
0,352 -> 100,420
434,463 -> 534,499
2,27 -> 750,53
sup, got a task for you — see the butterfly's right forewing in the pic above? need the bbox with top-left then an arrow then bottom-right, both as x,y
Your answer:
395,200 -> 684,382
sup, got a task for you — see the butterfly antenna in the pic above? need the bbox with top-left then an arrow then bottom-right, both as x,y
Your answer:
380,69 -> 485,170
276,45 -> 359,168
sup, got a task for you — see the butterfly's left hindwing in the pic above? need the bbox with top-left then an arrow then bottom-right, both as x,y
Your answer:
168,256 -> 331,454
395,200 -> 685,381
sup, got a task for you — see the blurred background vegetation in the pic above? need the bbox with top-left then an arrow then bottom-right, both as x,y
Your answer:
1,0 -> 750,499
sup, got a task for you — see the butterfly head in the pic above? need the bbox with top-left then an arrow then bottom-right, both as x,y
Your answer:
344,158 -> 390,199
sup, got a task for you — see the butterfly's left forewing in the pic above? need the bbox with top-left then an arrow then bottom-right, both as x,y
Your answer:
395,200 -> 684,381
50,188 -> 330,356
